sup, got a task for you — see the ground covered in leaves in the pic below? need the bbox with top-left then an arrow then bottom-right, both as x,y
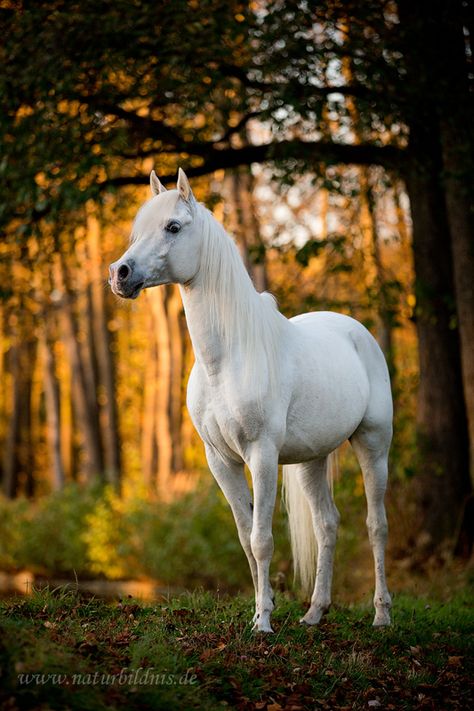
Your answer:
0,588 -> 472,710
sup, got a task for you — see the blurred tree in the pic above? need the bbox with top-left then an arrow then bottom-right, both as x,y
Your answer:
86,211 -> 121,488
0,0 -> 472,548
223,167 -> 268,292
39,318 -> 65,491
397,0 -> 472,547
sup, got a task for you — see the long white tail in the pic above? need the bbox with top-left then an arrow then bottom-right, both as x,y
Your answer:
282,452 -> 338,597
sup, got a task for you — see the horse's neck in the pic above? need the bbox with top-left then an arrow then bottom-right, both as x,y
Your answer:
178,212 -> 282,390
179,277 -> 228,378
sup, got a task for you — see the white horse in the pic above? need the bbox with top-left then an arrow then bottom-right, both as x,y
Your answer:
109,169 -> 393,633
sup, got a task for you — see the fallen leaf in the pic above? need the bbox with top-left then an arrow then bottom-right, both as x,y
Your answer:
172,608 -> 193,618
199,649 -> 214,662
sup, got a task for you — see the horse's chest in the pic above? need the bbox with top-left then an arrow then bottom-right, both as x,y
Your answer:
187,368 -> 262,461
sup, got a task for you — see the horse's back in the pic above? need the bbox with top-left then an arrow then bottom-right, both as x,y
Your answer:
290,311 -> 390,390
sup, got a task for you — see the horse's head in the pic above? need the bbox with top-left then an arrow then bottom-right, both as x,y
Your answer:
109,169 -> 200,298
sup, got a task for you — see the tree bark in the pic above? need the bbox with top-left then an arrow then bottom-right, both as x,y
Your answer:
54,253 -> 104,481
87,212 -> 122,489
59,344 -> 75,481
224,168 -> 268,292
141,309 -> 158,489
2,327 -> 37,498
404,161 -> 471,547
40,319 -> 65,491
434,0 -> 474,472
148,288 -> 173,492
398,0 -> 473,551
2,339 -> 21,498
359,169 -> 396,377
166,285 -> 184,473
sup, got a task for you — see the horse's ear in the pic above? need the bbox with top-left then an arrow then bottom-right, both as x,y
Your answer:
150,170 -> 167,196
177,167 -> 194,202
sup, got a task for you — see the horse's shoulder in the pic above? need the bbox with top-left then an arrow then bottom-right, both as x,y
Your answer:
186,363 -> 208,418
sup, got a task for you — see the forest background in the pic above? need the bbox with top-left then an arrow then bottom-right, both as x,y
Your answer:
0,0 -> 473,598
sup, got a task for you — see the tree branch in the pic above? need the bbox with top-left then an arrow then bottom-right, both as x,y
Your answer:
79,96 -> 211,156
102,139 -> 405,188
217,110 -> 262,143
219,62 -> 393,100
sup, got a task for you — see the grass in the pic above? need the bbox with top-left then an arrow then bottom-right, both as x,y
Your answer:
0,588 -> 473,710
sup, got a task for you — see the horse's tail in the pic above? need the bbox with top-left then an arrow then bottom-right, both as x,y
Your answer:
282,452 -> 338,598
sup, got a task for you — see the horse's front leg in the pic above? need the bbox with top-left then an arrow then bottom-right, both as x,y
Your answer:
247,443 -> 279,633
204,444 -> 258,594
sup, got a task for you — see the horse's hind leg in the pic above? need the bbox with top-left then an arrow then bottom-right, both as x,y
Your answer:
351,426 -> 392,626
297,458 -> 340,625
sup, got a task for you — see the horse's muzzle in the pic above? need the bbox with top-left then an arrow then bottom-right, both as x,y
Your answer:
109,259 -> 144,299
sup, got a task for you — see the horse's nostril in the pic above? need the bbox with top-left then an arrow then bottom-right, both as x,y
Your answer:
118,263 -> 130,281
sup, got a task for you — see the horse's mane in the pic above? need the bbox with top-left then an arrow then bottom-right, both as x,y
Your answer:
196,203 -> 286,397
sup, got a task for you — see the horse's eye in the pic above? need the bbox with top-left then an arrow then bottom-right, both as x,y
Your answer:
166,221 -> 181,234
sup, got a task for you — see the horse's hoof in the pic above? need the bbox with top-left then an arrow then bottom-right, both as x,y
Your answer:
251,613 -> 274,633
300,607 -> 326,626
373,604 -> 391,627
299,616 -> 320,627
252,623 -> 274,633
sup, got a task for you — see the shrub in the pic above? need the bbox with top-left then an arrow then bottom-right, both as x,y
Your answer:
0,496 -> 30,571
15,483 -> 101,576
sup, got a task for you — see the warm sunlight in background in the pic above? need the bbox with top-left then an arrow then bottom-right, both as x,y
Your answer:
0,165 -> 421,591
0,0 -> 472,635
1,2 -> 473,708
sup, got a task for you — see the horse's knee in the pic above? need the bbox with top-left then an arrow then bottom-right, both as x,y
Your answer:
250,528 -> 274,562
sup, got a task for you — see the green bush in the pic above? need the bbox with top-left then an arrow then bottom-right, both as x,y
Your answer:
0,478 -> 291,591
83,479 -> 291,590
0,496 -> 30,571
129,485 -> 252,588
0,467 -> 375,596
17,483 -> 101,575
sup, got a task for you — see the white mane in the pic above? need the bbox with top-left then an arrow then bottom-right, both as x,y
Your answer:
196,203 -> 286,398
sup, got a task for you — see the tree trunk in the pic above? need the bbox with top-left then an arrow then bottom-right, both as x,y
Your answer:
166,285 -> 184,473
59,343 -> 75,481
224,168 -> 268,292
141,310 -> 159,489
2,327 -> 37,498
404,163 -> 471,547
2,339 -> 21,498
359,169 -> 396,377
434,0 -> 474,472
40,320 -> 65,491
54,253 -> 104,481
148,288 -> 173,492
87,212 -> 122,489
399,0 -> 473,552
